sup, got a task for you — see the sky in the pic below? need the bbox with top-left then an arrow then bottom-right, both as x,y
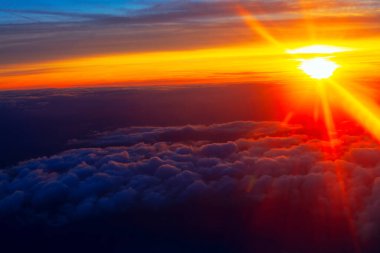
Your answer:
1,0 -> 380,89
3,1 -> 380,253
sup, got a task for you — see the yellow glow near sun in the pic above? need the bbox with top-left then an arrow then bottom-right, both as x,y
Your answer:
299,57 -> 339,79
286,45 -> 350,55
286,45 -> 346,79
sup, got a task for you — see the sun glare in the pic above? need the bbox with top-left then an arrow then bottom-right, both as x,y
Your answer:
299,57 -> 339,79
286,45 -> 350,55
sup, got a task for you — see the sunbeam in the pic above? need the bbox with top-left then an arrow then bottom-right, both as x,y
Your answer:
329,80 -> 380,142
236,6 -> 284,49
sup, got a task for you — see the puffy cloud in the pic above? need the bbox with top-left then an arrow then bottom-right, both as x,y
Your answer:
200,142 -> 237,158
3,120 -> 380,251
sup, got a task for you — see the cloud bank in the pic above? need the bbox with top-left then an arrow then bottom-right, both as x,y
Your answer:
2,121 -> 380,252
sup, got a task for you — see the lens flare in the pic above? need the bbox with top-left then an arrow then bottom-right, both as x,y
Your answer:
236,7 -> 378,252
299,58 -> 339,79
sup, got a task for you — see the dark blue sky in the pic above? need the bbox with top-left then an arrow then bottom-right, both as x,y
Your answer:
1,0 -> 379,24
0,0 -> 154,24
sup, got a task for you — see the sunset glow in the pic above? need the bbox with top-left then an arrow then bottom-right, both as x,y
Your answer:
2,3 -> 380,90
286,45 -> 350,55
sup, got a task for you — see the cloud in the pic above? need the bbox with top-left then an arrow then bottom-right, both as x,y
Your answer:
71,121 -> 299,146
2,120 -> 380,251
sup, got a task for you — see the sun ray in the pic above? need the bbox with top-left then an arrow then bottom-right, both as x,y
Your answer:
316,81 -> 337,148
329,79 -> 380,142
282,112 -> 294,125
296,0 -> 316,40
333,161 -> 362,253
236,6 -> 284,49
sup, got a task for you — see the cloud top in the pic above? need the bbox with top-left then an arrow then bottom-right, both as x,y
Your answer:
2,121 -> 380,251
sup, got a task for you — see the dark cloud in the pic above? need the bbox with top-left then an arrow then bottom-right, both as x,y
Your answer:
70,121 -> 299,146
0,85 -> 279,169
2,120 -> 380,252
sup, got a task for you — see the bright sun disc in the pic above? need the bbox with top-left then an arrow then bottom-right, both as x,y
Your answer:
299,58 -> 339,79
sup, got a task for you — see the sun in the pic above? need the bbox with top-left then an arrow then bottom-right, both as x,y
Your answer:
286,45 -> 343,79
299,57 -> 339,79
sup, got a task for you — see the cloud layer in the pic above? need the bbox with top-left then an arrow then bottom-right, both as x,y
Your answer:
2,120 -> 380,252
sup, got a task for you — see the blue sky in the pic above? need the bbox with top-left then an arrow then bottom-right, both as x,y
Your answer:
0,0 -> 158,24
1,0 -> 378,25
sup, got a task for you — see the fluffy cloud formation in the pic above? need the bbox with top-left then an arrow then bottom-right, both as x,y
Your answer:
2,121 -> 380,251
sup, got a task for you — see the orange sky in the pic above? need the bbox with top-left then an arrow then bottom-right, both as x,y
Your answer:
1,0 -> 380,90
